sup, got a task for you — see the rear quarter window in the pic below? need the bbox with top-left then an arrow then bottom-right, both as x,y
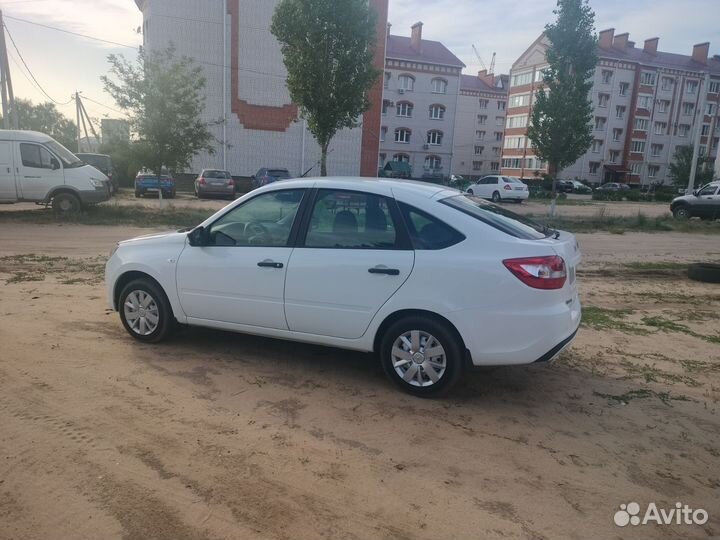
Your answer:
398,202 -> 465,250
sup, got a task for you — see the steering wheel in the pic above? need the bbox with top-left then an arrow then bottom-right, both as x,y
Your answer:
245,221 -> 271,245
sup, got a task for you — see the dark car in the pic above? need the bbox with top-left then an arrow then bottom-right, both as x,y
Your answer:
251,168 -> 292,190
670,182 -> 720,220
596,182 -> 630,192
134,173 -> 176,199
195,169 -> 235,199
76,153 -> 117,193
554,180 -> 574,193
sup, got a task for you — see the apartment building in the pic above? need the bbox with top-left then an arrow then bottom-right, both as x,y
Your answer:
135,0 -> 388,177
452,71 -> 509,179
379,23 -> 465,177
502,31 -> 720,185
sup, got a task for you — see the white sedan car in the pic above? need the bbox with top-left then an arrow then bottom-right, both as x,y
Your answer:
106,178 -> 581,396
466,175 -> 529,203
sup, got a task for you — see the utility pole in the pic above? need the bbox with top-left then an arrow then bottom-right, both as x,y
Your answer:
687,72 -> 710,194
0,10 -> 18,129
75,92 -> 82,152
222,0 -> 227,171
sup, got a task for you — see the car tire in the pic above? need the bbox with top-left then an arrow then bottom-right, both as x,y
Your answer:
468,189 -> 474,195
492,191 -> 501,203
118,278 -> 175,343
688,263 -> 720,284
52,192 -> 81,215
135,191 -> 142,198
380,316 -> 464,397
673,206 -> 691,219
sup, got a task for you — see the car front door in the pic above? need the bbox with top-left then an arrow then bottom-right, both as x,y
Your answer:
0,141 -> 17,201
17,142 -> 63,200
176,189 -> 306,329
695,184 -> 720,218
473,177 -> 489,198
284,189 -> 414,339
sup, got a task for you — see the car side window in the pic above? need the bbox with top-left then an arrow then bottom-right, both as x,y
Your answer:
304,190 -> 399,249
208,189 -> 305,247
20,143 -> 53,169
489,177 -> 498,185
698,185 -> 718,196
398,202 -> 465,250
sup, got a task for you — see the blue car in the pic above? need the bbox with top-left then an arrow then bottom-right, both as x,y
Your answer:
134,173 -> 176,199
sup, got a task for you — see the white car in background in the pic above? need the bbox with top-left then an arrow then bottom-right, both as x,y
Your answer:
466,175 -> 529,203
106,178 -> 581,396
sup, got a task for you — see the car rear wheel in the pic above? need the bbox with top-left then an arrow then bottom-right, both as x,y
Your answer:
380,316 -> 463,397
118,279 -> 174,343
673,206 -> 691,219
467,189 -> 474,195
52,192 -> 81,215
492,191 -> 501,203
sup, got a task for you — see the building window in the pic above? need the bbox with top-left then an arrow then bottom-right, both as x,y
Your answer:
705,103 -> 716,116
591,140 -> 603,153
398,74 -> 415,91
631,140 -> 646,154
630,162 -> 642,175
678,124 -> 690,137
384,72 -> 390,89
634,118 -> 649,131
661,77 -> 674,91
637,95 -> 653,110
494,131 -> 503,141
709,81 -> 720,93
431,78 -> 448,94
492,147 -> 500,156
396,101 -> 413,117
472,161 -> 483,171
654,121 -> 667,135
425,155 -> 442,170
501,158 -> 522,169
392,153 -> 410,163
427,130 -> 443,146
601,70 -> 613,84
594,117 -> 606,130
534,68 -> 547,82
699,145 -> 707,157
382,100 -> 391,115
495,116 -> 504,126
497,101 -> 506,110
658,100 -> 669,113
598,93 -> 609,108
609,150 -> 619,163
506,115 -> 528,129
476,130 -> 486,140
429,104 -> 446,120
682,102 -> 694,116
380,126 -> 387,142
616,105 -> 626,119
508,94 -> 530,108
648,165 -> 659,178
490,162 -> 499,171
504,136 -> 525,149
686,80 -> 698,94
612,128 -> 623,141
589,162 -> 600,175
640,71 -> 657,86
651,143 -> 663,157
477,115 -> 487,125
619,82 -> 629,96
701,124 -> 710,136
478,99 -> 488,109
395,128 -> 411,143
474,145 -> 484,155
379,153 -> 386,167
511,71 -> 533,87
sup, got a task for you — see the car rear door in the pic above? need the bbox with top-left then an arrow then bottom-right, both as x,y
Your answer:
0,141 -> 17,201
284,189 -> 414,339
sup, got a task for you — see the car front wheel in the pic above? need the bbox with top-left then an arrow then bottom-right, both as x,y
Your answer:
380,316 -> 463,397
52,192 -> 81,215
118,279 -> 174,343
673,206 -> 691,219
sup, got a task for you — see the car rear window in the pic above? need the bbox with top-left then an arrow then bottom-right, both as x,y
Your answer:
269,169 -> 291,178
441,194 -> 550,240
205,170 -> 230,179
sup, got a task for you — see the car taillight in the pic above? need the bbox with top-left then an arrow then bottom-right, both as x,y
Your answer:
503,256 -> 567,290
228,179 -> 235,186
504,184 -> 512,190
199,177 -> 206,185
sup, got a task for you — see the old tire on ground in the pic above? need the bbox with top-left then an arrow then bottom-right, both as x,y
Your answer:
380,315 -> 464,397
673,206 -> 691,219
688,263 -> 720,284
118,278 -> 175,343
52,192 -> 81,215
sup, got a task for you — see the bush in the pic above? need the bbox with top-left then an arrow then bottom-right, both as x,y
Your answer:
624,190 -> 641,202
592,191 -> 622,201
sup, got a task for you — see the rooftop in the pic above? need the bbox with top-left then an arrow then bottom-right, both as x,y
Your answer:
598,45 -> 720,75
387,35 -> 465,68
460,74 -> 508,93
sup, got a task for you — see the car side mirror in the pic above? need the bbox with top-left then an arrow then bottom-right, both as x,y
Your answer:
51,158 -> 60,170
188,226 -> 209,247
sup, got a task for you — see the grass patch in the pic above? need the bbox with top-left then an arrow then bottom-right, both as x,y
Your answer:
0,205 -> 214,228
0,254 -> 105,285
620,261 -> 688,271
619,361 -> 701,387
593,389 -> 693,406
680,359 -> 720,374
538,212 -> 720,235
581,306 -> 648,334
5,271 -> 45,284
642,316 -> 720,344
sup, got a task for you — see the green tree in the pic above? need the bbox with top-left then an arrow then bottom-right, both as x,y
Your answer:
101,46 -> 214,180
271,0 -> 380,176
1,98 -> 77,150
668,145 -> 713,189
527,0 -> 597,201
97,139 -> 146,188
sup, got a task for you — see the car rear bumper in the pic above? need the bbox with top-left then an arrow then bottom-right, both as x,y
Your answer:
197,185 -> 234,195
504,191 -> 529,200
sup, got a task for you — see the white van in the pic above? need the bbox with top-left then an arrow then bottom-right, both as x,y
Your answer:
0,130 -> 112,213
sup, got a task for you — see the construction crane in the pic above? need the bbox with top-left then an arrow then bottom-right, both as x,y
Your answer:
472,45 -> 496,75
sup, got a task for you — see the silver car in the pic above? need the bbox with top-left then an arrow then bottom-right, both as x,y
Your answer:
195,169 -> 235,199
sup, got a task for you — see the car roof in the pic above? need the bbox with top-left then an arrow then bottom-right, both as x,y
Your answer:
259,176 -> 455,199
77,153 -> 110,158
0,130 -> 54,143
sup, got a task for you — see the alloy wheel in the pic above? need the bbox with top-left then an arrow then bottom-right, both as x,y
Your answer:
391,330 -> 447,387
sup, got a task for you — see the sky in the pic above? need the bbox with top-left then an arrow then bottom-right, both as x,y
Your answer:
3,0 -> 720,127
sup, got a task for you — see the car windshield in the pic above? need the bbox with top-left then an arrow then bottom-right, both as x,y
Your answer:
79,154 -> 111,172
441,194 -> 551,240
269,169 -> 291,178
45,140 -> 84,168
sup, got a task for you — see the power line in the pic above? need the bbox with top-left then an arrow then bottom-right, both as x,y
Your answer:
82,95 -> 128,117
3,22 -> 72,104
4,14 -> 138,49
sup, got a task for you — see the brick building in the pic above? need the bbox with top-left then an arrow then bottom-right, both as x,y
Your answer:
379,23 -> 465,178
452,71 -> 509,180
501,31 -> 720,186
135,0 -> 388,177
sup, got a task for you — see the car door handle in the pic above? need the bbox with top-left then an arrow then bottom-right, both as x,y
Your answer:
368,267 -> 400,276
257,260 -> 284,269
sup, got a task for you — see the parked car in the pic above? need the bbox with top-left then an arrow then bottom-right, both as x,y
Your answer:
76,153 -> 116,193
555,180 -> 574,193
466,175 -> 529,203
0,130 -> 111,214
670,181 -> 720,220
195,169 -> 235,199
251,168 -> 292,190
596,182 -> 630,192
569,180 -> 592,194
106,178 -> 581,396
134,173 -> 176,198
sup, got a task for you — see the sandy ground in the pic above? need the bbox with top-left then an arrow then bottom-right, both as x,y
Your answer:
1,224 -> 719,540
